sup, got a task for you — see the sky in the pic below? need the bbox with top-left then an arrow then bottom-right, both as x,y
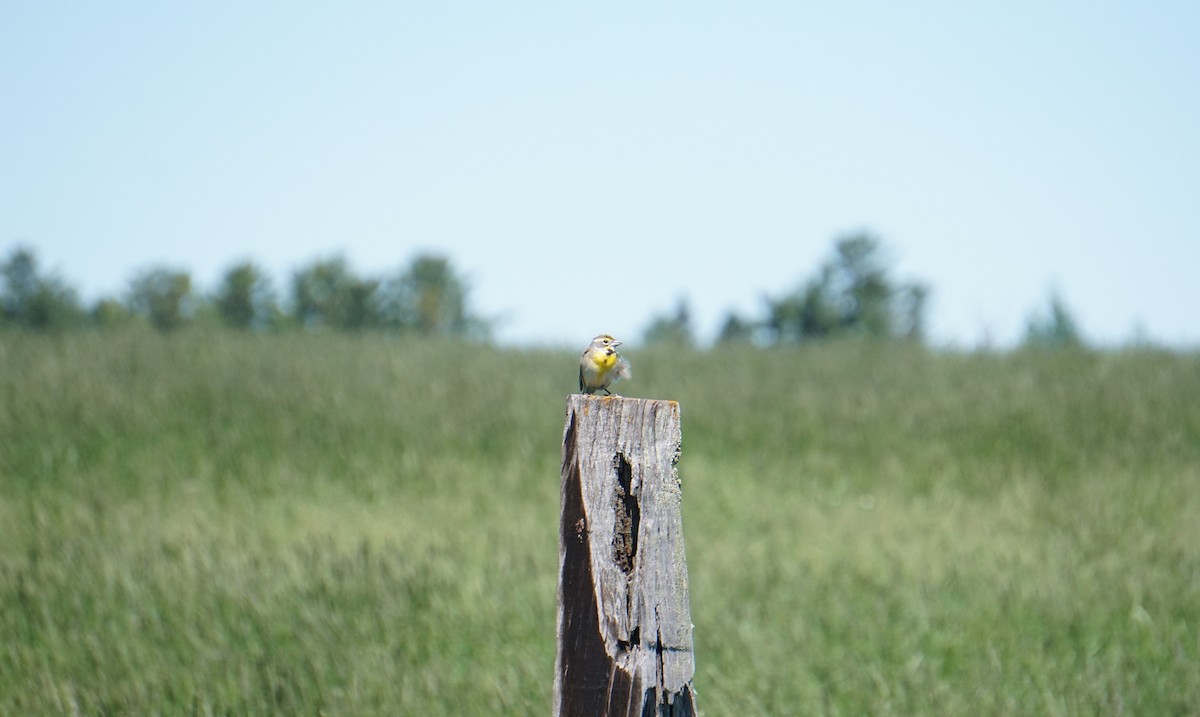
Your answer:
3,2 -> 1198,348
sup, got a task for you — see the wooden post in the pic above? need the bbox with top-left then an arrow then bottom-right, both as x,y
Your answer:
554,395 -> 697,717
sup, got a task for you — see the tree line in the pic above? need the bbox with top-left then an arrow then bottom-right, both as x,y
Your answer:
641,232 -> 1083,349
0,249 -> 490,338
2,234 -> 1085,347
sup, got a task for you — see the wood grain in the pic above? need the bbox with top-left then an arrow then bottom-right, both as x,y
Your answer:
554,395 -> 697,717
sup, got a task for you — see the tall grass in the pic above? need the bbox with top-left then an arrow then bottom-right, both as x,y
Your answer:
1,332 -> 1197,714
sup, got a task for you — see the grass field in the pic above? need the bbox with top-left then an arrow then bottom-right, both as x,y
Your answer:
1,331 -> 1198,715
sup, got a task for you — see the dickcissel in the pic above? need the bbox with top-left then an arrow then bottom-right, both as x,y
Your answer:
578,334 -> 632,395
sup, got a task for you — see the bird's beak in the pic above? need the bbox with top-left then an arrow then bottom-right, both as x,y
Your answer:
612,341 -> 622,347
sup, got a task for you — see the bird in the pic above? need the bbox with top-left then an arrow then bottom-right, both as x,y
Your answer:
578,334 -> 632,395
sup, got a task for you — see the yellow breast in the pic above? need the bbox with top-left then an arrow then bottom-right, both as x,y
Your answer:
591,350 -> 618,372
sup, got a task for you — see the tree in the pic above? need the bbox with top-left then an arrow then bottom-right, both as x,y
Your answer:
764,272 -> 841,343
764,233 -> 929,344
91,297 -> 135,329
127,267 -> 194,331
215,261 -> 278,330
291,256 -> 379,330
0,246 -> 85,330
896,283 -> 930,342
1024,290 -> 1083,348
642,297 -> 695,348
715,310 -> 756,345
378,254 -> 489,338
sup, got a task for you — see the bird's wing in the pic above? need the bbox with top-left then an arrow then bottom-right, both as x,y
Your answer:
578,364 -> 585,393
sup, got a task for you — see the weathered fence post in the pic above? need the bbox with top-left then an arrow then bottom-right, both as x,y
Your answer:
554,395 -> 697,717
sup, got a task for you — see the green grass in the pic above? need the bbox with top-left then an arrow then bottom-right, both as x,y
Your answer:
1,332 -> 1198,714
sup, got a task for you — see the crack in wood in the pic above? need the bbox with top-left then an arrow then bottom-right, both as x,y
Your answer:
612,452 -> 639,575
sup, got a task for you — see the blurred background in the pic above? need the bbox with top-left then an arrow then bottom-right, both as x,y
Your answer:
3,4 -> 1199,715
3,2 -> 1198,348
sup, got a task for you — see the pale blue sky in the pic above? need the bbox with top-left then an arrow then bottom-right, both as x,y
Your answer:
3,3 -> 1198,347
